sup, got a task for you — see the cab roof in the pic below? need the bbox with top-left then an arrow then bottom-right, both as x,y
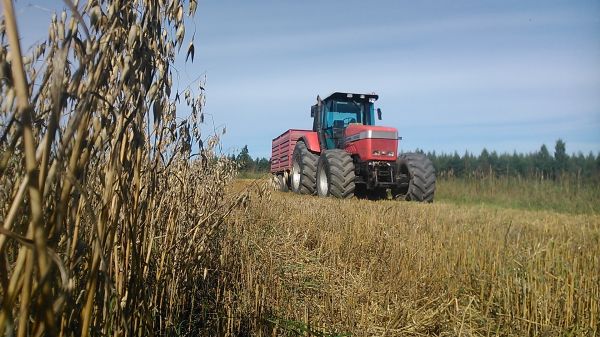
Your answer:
323,92 -> 379,102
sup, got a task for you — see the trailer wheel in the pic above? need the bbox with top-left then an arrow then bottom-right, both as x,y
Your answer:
316,149 -> 355,198
271,175 -> 280,190
273,174 -> 288,192
393,153 -> 436,202
291,141 -> 318,194
281,172 -> 290,192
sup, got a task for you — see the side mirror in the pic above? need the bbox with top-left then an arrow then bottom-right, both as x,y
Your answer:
377,108 -> 382,120
311,95 -> 322,118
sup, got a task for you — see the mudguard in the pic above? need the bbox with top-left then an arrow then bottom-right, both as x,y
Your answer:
299,132 -> 321,153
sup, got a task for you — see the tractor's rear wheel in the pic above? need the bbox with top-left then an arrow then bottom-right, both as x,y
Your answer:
291,141 -> 318,194
316,150 -> 355,198
393,153 -> 436,202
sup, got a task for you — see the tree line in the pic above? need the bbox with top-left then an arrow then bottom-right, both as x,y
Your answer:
426,139 -> 599,182
232,140 -> 600,182
228,145 -> 270,173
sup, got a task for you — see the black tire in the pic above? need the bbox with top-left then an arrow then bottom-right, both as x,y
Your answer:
316,149 -> 355,198
274,174 -> 288,192
393,153 -> 436,202
291,141 -> 318,194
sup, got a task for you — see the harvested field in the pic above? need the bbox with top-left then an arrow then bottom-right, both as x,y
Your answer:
219,179 -> 600,336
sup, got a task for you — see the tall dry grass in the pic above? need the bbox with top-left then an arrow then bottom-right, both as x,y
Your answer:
0,1 -> 251,336
436,175 -> 600,214
221,180 -> 599,336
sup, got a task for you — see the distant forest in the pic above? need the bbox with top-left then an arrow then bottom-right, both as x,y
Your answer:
228,145 -> 271,173
426,139 -> 599,181
233,140 -> 600,182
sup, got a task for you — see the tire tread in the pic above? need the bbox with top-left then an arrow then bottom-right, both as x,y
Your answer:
396,153 -> 436,202
292,141 -> 318,194
318,149 -> 355,198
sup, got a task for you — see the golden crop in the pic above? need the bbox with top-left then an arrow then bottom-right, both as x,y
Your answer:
220,179 -> 599,336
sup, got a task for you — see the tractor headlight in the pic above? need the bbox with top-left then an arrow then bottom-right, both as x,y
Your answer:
373,150 -> 395,157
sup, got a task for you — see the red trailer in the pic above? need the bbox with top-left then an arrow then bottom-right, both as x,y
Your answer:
271,130 -> 308,173
270,129 -> 319,191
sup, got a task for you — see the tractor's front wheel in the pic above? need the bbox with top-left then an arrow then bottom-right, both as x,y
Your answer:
291,141 -> 318,194
316,150 -> 355,198
393,153 -> 436,202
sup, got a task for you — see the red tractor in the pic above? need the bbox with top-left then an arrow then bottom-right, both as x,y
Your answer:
271,92 -> 435,202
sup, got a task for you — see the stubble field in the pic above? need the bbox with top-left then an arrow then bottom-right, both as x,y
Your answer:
220,178 -> 600,336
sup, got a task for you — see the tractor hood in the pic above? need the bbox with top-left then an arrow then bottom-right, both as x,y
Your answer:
344,124 -> 398,161
344,125 -> 398,143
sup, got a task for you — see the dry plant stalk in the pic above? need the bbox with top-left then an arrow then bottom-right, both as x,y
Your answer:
0,0 -> 245,336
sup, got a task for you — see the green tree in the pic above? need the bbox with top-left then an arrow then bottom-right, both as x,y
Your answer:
449,152 -> 463,177
554,139 -> 568,177
462,151 -> 475,178
478,148 -> 491,176
236,145 -> 252,171
535,144 -> 552,178
254,157 -> 270,172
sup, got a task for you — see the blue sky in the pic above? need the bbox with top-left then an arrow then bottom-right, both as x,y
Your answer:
5,0 -> 600,158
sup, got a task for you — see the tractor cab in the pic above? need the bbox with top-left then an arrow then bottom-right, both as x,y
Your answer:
311,92 -> 381,150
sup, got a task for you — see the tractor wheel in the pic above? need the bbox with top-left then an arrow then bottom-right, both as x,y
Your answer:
393,153 -> 436,202
316,149 -> 355,198
291,141 -> 318,194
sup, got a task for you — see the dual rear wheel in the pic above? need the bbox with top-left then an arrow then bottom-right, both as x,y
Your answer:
290,142 -> 355,198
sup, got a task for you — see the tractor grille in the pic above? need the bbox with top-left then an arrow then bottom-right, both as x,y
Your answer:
370,162 -> 395,185
377,166 -> 394,183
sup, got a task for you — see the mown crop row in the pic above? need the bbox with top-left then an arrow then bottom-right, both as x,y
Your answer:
220,179 -> 599,336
